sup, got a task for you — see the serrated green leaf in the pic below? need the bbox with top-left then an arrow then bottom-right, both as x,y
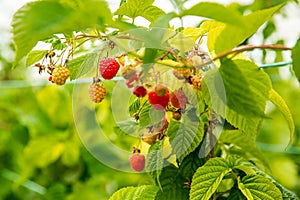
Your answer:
115,0 -> 164,22
129,98 -> 141,116
189,157 -> 232,200
166,113 -> 204,162
25,50 -> 48,67
155,165 -> 189,200
220,59 -> 271,117
67,53 -> 98,80
273,181 -> 300,200
203,59 -> 271,135
208,4 -> 284,54
11,0 -> 111,65
109,185 -> 159,200
238,174 -> 283,200
179,147 -> 205,179
269,89 -> 294,146
292,38 -> 300,82
146,140 -> 164,180
180,2 -> 244,27
220,130 -> 269,169
139,102 -> 152,127
116,119 -> 140,137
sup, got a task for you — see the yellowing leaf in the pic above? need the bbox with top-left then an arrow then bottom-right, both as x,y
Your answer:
181,27 -> 206,41
269,89 -> 295,146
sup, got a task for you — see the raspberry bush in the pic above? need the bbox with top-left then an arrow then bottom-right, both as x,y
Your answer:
10,0 -> 300,199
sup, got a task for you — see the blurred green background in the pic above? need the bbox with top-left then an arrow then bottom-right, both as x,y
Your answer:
1,0 -> 300,199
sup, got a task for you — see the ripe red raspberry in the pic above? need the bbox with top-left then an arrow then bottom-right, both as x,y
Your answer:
170,89 -> 188,108
100,58 -> 120,80
133,86 -> 147,98
88,82 -> 106,103
148,85 -> 170,110
52,66 -> 70,85
129,153 -> 145,172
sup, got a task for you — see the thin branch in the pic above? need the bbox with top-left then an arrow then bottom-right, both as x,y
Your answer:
213,44 -> 292,61
199,44 -> 292,68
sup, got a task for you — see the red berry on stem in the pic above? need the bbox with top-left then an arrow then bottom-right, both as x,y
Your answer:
100,58 -> 120,80
133,86 -> 147,97
148,85 -> 170,110
129,153 -> 145,172
170,89 -> 188,108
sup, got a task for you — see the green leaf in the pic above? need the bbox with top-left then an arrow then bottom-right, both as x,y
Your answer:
180,2 -> 244,27
115,0 -> 164,22
179,147 -> 206,179
151,13 -> 175,28
189,157 -> 232,200
67,53 -> 99,80
292,37 -> 300,82
11,0 -> 112,65
166,113 -> 204,162
146,140 -> 164,180
139,102 -> 153,127
273,181 -> 300,200
220,130 -> 268,168
269,89 -> 295,146
203,59 -> 271,135
220,59 -> 271,117
238,174 -> 283,200
263,20 -> 276,39
129,98 -> 141,116
109,185 -> 159,200
25,50 -> 48,67
208,4 -> 284,54
155,165 -> 189,200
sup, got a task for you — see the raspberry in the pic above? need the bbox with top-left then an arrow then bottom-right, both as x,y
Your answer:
133,86 -> 147,98
88,82 -> 106,103
51,66 -> 70,85
100,58 -> 120,80
148,85 -> 170,110
170,89 -> 188,109
129,153 -> 145,172
190,75 -> 202,90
